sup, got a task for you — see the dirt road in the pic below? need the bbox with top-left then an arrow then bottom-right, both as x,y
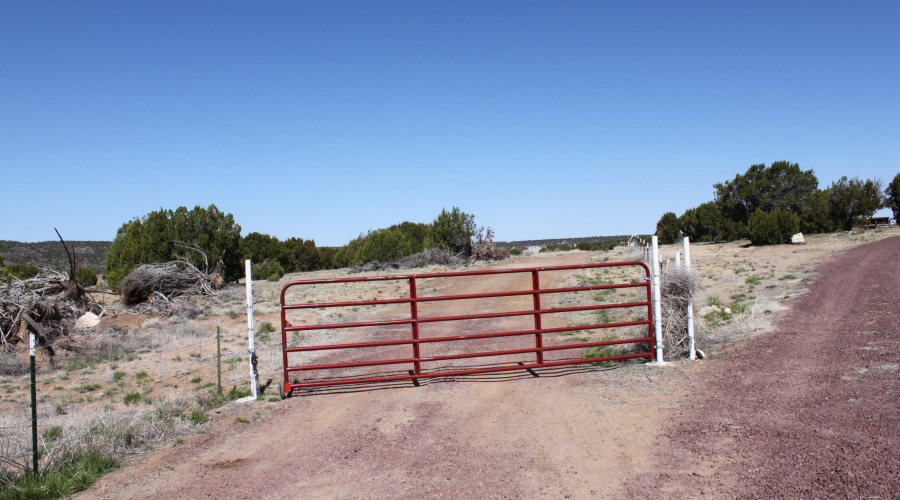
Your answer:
623,235 -> 900,498
79,236 -> 900,498
81,251 -> 676,499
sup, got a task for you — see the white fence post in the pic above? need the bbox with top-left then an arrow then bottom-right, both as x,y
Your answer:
246,259 -> 259,399
684,237 -> 697,360
651,236 -> 664,363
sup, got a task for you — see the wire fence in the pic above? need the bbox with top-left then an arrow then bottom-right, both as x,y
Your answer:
0,317 -> 282,475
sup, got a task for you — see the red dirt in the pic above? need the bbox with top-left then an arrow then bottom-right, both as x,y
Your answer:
77,237 -> 900,498
622,235 -> 900,498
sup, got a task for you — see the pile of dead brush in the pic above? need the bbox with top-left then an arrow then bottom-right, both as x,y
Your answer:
472,227 -> 510,261
349,247 -> 468,274
0,269 -> 103,370
659,266 -> 700,358
116,257 -> 222,316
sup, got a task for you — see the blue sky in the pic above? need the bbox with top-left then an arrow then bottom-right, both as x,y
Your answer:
2,1 -> 897,246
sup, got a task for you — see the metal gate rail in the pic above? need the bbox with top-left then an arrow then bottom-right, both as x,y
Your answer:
279,261 -> 654,397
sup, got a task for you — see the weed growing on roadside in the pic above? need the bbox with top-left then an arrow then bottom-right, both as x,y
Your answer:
188,409 -> 207,425
75,383 -> 101,394
581,335 -> 622,366
122,392 -> 142,406
0,450 -> 119,500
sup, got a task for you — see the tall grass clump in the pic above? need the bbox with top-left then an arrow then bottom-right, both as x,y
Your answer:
0,449 -> 118,500
0,395 -> 207,499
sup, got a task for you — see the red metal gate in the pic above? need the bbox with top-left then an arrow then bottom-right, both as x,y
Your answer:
278,261 -> 654,398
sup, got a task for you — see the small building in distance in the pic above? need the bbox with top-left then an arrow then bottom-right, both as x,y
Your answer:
867,217 -> 895,228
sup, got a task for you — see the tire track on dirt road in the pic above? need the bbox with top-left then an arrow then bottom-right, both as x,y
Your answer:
621,235 -> 900,498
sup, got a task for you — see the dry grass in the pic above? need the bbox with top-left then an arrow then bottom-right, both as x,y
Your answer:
1,226 -> 896,486
654,227 -> 900,358
0,396 -> 199,479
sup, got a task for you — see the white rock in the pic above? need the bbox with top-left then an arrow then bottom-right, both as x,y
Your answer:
791,233 -> 806,244
723,307 -> 732,314
75,312 -> 100,329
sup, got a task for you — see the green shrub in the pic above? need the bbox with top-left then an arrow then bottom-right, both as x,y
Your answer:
430,207 -> 475,257
252,259 -> 284,281
539,244 -> 573,253
508,248 -> 523,256
75,383 -> 101,393
241,232 -> 293,272
284,237 -> 325,272
655,212 -> 681,244
122,392 -> 142,406
574,241 -> 622,251
887,172 -> 900,222
679,201 -> 745,243
256,322 -> 276,334
825,176 -> 886,230
3,263 -> 40,280
748,209 -> 800,245
333,222 -> 433,267
188,408 -> 208,425
105,205 -> 242,289
197,386 -> 252,409
74,267 -> 98,286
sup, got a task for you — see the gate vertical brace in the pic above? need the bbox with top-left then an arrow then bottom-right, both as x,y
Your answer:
646,279 -> 655,358
531,270 -> 544,365
409,277 -> 422,376
280,284 -> 290,395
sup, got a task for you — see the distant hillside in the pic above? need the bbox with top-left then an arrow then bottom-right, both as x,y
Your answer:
495,235 -> 631,249
0,240 -> 112,274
